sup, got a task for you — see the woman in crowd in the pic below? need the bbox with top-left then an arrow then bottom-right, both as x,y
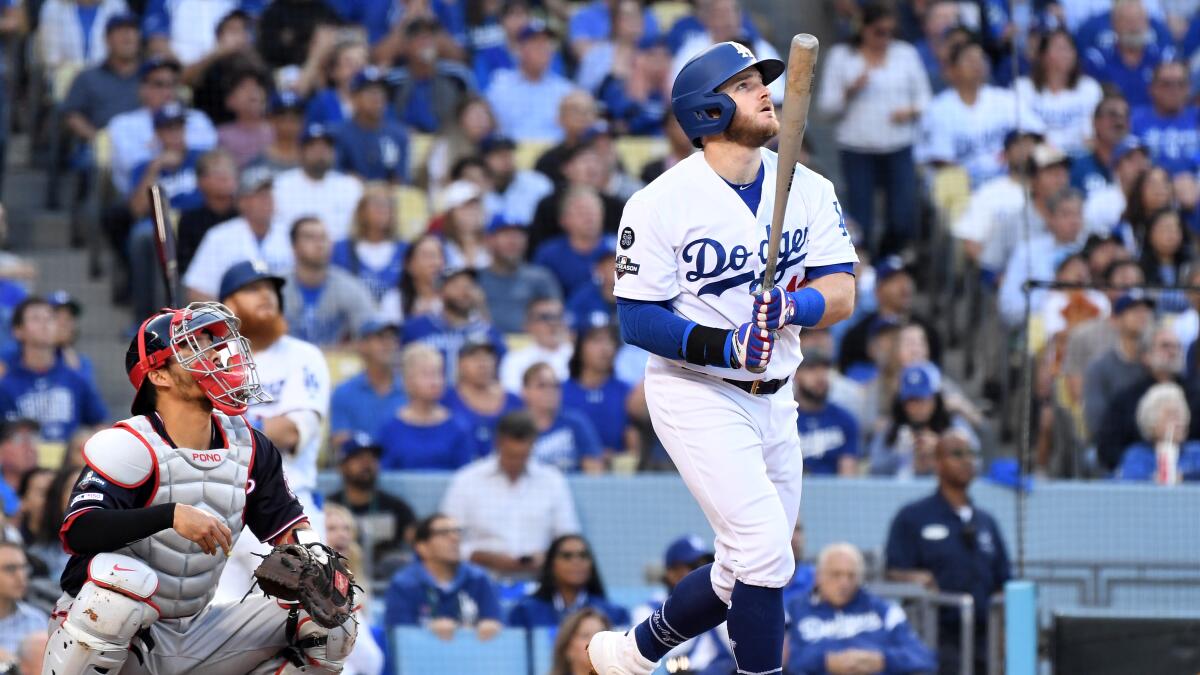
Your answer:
1117,382 -> 1200,481
444,339 -> 523,457
816,1 -> 930,256
521,362 -> 606,474
29,465 -> 78,579
303,38 -> 370,126
324,502 -> 386,675
438,181 -> 490,271
376,344 -> 473,471
562,325 -> 632,457
1139,208 -> 1193,313
332,184 -> 407,303
16,467 -> 53,545
423,95 -> 496,192
507,534 -> 630,629
216,72 -> 273,168
869,364 -> 979,477
1117,166 -> 1174,253
1015,28 -> 1103,155
548,608 -> 613,675
382,234 -> 446,321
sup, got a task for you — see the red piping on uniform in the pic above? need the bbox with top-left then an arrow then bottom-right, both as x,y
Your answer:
58,506 -> 101,554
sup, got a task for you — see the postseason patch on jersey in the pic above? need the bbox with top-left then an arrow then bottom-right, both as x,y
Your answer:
615,255 -> 640,278
619,227 -> 635,249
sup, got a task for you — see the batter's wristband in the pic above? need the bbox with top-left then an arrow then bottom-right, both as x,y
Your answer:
789,287 -> 826,327
683,324 -> 732,367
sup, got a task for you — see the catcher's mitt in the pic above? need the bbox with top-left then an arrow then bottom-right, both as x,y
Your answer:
254,543 -> 356,629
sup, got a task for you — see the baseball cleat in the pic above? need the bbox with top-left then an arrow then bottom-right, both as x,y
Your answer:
587,630 -> 655,675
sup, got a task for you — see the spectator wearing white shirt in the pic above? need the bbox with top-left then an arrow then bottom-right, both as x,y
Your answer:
106,56 -> 217,197
481,135 -> 553,226
486,20 -> 577,143
438,180 -> 491,271
953,130 -> 1040,264
184,165 -> 293,300
1084,135 -> 1151,235
37,0 -> 128,73
141,0 -> 241,66
441,410 -> 581,578
999,188 -> 1088,326
500,297 -> 573,393
817,3 -> 930,257
1016,29 -> 1103,156
916,40 -> 1045,186
272,123 -> 364,241
670,0 -> 785,104
0,543 -> 46,660
981,143 -> 1072,276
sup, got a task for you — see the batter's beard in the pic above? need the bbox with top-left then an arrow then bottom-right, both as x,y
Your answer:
721,108 -> 779,148
237,310 -> 288,351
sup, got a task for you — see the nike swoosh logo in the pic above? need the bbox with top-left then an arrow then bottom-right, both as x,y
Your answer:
113,565 -> 135,572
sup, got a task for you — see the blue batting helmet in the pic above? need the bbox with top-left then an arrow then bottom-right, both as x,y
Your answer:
671,41 -> 784,148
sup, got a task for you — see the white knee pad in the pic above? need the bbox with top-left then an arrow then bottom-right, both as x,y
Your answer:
272,612 -> 358,674
42,554 -> 160,675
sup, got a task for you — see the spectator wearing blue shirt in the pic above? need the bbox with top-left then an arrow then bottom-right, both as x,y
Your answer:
330,319 -> 406,444
567,0 -> 658,61
334,66 -> 410,183
1082,1 -> 1174,107
521,362 -> 605,473
472,1 -> 568,91
566,252 -> 617,333
794,351 -> 860,476
562,325 -> 631,455
596,36 -> 671,136
665,2 -> 759,54
1130,61 -> 1200,176
507,534 -> 631,629
305,39 -> 368,128
401,268 -> 507,380
485,20 -> 577,143
443,339 -> 523,458
385,513 -> 504,641
911,3 -> 963,93
0,299 -> 108,444
331,184 -> 407,303
1073,5 -> 1174,57
787,542 -> 936,675
533,187 -> 615,298
387,18 -> 476,134
885,431 -> 1010,675
1070,94 -> 1129,196
376,343 -> 474,471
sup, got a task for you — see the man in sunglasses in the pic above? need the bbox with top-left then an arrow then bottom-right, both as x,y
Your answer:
884,430 -> 1010,674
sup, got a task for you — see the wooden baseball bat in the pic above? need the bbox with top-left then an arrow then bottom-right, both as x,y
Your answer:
148,184 -> 180,308
748,33 -> 820,375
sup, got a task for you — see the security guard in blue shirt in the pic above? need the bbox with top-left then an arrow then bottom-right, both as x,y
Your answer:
884,430 -> 1010,674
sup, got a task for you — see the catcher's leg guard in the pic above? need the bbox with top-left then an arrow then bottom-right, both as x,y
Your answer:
42,553 -> 160,675
259,607 -> 357,674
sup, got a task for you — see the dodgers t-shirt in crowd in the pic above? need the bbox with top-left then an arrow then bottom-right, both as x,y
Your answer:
796,402 -> 860,475
375,415 -> 473,471
1131,105 -> 1200,175
442,388 -> 523,458
532,409 -> 604,472
401,316 -> 507,381
0,360 -> 108,442
130,149 -> 206,212
330,372 -> 407,438
561,377 -> 630,452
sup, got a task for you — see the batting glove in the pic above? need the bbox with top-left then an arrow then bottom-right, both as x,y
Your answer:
754,288 -> 795,330
728,321 -> 774,371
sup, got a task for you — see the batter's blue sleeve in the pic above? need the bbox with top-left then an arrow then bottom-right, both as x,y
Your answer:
616,298 -> 690,359
244,428 -> 307,542
804,262 -> 856,281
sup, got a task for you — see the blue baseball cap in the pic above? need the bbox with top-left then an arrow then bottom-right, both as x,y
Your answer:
269,90 -> 306,115
301,123 -> 334,145
138,55 -> 181,81
48,290 -> 82,315
339,432 -> 382,463
359,317 -> 399,337
351,66 -> 389,93
486,214 -> 525,233
1113,289 -> 1155,315
480,134 -> 517,155
1111,136 -> 1149,168
517,18 -> 556,41
153,102 -> 187,128
664,535 -> 713,567
898,364 -> 939,401
219,259 -> 285,302
874,255 -> 910,283
105,12 -> 139,34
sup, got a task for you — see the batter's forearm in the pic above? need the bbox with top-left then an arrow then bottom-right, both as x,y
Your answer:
802,272 -> 855,328
616,299 -> 734,368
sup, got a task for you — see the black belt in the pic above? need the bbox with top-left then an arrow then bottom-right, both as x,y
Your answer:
722,376 -> 790,395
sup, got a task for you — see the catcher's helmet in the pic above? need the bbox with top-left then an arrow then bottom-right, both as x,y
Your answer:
671,41 -> 784,148
126,302 -> 269,416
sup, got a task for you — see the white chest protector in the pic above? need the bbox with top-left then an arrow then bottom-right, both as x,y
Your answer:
92,413 -> 255,618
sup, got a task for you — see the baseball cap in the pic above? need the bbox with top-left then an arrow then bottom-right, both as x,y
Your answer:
359,317 -> 399,337
480,135 -> 517,155
219,259 -> 285,301
898,364 -> 939,401
798,348 -> 833,368
1002,128 -> 1043,149
269,90 -> 306,115
351,66 -> 389,93
1031,144 -> 1070,171
339,433 -> 382,463
440,180 -> 482,212
105,12 -> 139,34
153,102 -> 187,129
238,165 -> 274,196
1111,136 -> 1149,168
459,335 -> 498,358
300,123 -> 334,145
664,535 -> 713,567
0,417 -> 40,442
637,34 -> 669,51
517,19 -> 556,41
874,255 -> 911,284
48,290 -> 82,316
486,214 -> 525,234
1113,289 -> 1155,315
440,266 -> 478,286
138,55 -> 181,81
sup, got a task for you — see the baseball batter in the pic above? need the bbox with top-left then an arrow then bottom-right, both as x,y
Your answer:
43,302 -> 355,674
588,42 -> 858,675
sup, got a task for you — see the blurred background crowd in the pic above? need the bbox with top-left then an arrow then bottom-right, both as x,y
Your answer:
0,0 -> 1193,673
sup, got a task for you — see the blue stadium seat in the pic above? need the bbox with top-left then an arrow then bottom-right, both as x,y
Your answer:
530,626 -> 556,675
392,626 -> 528,675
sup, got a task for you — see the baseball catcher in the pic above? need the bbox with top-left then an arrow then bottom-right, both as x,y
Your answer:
43,302 -> 357,674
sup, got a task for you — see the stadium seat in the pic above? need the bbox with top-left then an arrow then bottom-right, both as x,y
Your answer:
930,166 -> 971,226
514,141 -> 553,171
408,132 -> 435,179
504,332 -> 533,353
530,626 -> 556,675
393,185 -> 430,242
615,137 -> 667,177
606,586 -> 658,619
650,2 -> 693,31
50,63 -> 83,103
392,626 -> 528,675
323,349 -> 364,388
93,128 -> 112,171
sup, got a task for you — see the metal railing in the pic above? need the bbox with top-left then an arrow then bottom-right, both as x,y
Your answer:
868,581 -> 977,675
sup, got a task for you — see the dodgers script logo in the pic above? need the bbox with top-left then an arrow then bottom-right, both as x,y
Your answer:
682,226 -> 809,297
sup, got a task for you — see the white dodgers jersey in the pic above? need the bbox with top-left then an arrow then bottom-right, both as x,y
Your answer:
247,335 -> 330,493
613,149 -> 858,382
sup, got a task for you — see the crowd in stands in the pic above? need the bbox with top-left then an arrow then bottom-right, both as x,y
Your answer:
0,0 -> 1192,671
